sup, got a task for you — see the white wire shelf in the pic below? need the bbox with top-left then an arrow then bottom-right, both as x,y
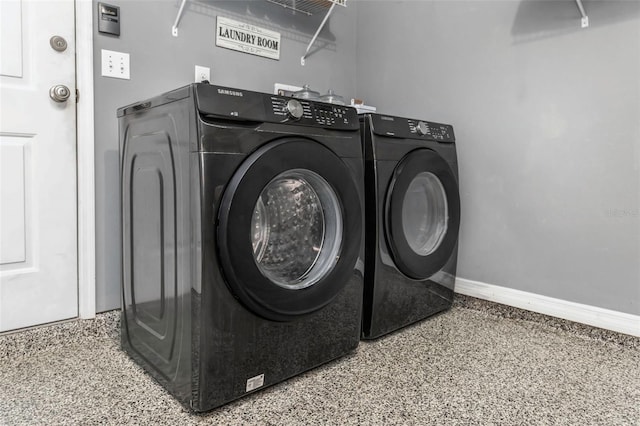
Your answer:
171,0 -> 347,66
266,0 -> 345,16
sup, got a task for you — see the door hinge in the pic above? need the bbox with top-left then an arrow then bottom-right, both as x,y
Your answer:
76,88 -> 80,103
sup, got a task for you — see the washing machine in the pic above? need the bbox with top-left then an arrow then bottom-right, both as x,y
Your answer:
360,113 -> 460,340
118,83 -> 364,411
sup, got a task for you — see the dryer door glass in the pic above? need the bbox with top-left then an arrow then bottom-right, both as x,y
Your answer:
251,169 -> 343,289
385,148 -> 460,280
401,172 -> 448,256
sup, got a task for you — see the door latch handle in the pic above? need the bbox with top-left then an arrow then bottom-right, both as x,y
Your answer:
49,85 -> 71,103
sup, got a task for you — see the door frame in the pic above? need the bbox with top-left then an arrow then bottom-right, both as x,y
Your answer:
76,0 -> 96,319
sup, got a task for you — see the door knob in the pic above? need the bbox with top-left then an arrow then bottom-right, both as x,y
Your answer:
49,85 -> 71,103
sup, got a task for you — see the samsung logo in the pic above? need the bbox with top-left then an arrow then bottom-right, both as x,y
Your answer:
381,116 -> 394,121
217,89 -> 244,97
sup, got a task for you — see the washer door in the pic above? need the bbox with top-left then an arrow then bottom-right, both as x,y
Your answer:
385,148 -> 460,279
218,138 -> 362,321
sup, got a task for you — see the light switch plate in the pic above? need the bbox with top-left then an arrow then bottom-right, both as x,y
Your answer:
101,49 -> 130,79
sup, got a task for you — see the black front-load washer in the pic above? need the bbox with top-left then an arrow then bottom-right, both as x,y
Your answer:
360,113 -> 460,340
118,84 -> 364,411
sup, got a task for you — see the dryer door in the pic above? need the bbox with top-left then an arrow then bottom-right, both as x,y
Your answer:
217,138 -> 362,321
385,148 -> 460,279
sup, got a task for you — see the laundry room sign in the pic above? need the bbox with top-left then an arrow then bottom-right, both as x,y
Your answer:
216,16 -> 281,60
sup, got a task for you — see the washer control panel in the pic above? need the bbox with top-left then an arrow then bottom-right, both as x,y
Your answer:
368,113 -> 455,143
194,84 -> 358,130
270,96 -> 355,129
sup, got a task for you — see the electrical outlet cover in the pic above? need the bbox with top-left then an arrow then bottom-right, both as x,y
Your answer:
274,83 -> 303,95
195,65 -> 210,83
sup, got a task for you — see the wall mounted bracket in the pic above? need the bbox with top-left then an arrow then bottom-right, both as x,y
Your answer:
172,0 -> 188,37
301,1 -> 339,66
575,0 -> 589,28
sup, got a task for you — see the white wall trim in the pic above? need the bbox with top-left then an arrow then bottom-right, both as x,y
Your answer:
455,278 -> 640,337
76,0 -> 96,319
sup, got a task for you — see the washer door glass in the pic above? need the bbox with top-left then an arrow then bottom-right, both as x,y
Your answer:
401,172 -> 448,256
217,138 -> 362,321
251,169 -> 342,290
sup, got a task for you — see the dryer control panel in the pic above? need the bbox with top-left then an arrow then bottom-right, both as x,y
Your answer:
408,119 -> 454,141
194,84 -> 359,130
368,113 -> 455,143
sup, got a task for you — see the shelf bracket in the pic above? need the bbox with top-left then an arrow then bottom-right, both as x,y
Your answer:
172,0 -> 188,37
301,2 -> 337,66
575,0 -> 589,28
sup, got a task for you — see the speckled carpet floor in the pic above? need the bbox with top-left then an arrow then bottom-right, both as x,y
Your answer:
1,295 -> 638,425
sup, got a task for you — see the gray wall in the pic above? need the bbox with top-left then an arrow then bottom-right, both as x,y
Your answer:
93,0 -> 358,311
356,0 -> 640,315
94,0 -> 640,316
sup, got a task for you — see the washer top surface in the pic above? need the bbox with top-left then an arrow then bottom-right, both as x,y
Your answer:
119,83 -> 360,131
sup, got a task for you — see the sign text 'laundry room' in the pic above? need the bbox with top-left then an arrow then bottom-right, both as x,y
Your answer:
216,17 -> 281,60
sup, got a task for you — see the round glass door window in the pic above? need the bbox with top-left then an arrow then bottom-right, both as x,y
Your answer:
401,171 -> 449,256
250,169 -> 343,290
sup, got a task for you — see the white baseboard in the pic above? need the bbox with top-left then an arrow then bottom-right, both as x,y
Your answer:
455,278 -> 640,337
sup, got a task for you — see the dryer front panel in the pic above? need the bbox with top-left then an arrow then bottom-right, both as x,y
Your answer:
216,138 -> 363,321
385,148 -> 460,280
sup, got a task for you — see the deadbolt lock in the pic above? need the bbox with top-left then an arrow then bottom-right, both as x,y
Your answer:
50,36 -> 67,52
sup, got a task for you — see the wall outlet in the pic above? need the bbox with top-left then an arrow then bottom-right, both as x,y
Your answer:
274,83 -> 303,95
195,65 -> 210,83
101,49 -> 130,79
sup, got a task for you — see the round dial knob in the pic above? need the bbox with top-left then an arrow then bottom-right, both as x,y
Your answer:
286,99 -> 304,119
49,85 -> 71,103
416,121 -> 429,136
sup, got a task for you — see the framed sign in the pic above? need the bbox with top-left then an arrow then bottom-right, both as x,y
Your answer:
216,17 -> 281,60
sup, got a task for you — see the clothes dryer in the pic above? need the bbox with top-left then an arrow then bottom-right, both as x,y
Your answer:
360,114 -> 460,339
118,84 -> 364,411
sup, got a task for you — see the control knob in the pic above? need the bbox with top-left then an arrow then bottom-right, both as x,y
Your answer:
286,99 -> 304,119
416,121 -> 429,136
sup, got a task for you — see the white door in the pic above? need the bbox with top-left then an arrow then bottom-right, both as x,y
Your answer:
0,0 -> 78,332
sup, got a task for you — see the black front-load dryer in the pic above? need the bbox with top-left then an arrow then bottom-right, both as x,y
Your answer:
118,84 -> 364,411
360,113 -> 460,340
